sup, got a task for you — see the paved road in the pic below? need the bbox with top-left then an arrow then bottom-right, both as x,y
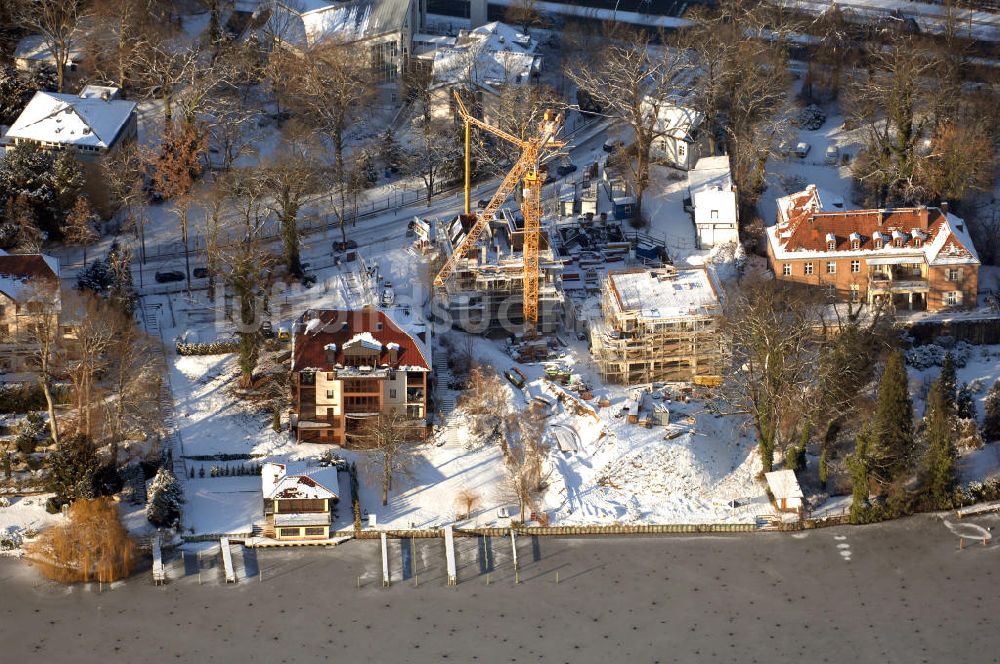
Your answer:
2,514 -> 997,664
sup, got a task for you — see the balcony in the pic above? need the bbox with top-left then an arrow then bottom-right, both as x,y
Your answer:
868,272 -> 929,294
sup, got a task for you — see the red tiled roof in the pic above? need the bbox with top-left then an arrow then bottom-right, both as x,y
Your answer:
292,309 -> 429,371
775,202 -> 969,254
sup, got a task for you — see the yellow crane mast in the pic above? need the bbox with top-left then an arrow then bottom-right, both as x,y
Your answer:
436,91 -> 564,338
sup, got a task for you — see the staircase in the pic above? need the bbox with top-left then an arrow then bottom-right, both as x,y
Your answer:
433,353 -> 455,415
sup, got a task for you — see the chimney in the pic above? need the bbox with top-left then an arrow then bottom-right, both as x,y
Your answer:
918,205 -> 929,227
877,210 -> 885,226
324,343 -> 337,364
940,201 -> 949,214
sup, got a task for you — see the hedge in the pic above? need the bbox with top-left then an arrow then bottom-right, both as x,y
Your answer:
175,340 -> 239,356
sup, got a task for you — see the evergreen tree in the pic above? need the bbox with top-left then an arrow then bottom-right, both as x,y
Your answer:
983,380 -> 1000,442
0,65 -> 32,125
924,379 -> 958,506
849,428 -> 872,524
871,351 -> 915,482
52,151 -> 85,214
146,467 -> 184,527
819,448 -> 828,488
45,435 -> 103,504
939,352 -> 957,404
956,383 -> 975,421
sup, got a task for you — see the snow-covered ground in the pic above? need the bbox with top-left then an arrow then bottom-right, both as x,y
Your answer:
0,494 -> 61,555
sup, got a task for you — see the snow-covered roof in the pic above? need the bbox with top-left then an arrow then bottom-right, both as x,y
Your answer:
764,470 -> 803,501
431,21 -> 540,93
607,268 -> 722,320
6,91 -> 136,149
0,254 -> 60,301
13,35 -> 84,65
647,101 -> 704,141
345,331 -> 382,351
258,0 -> 412,48
688,156 -> 733,195
262,462 -> 339,501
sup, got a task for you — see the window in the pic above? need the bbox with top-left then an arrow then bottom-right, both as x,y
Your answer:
850,285 -> 860,303
300,371 -> 315,385
389,388 -> 397,399
894,238 -> 905,248
326,407 -> 334,419
0,305 -> 6,318
304,527 -> 325,536
946,268 -> 962,282
827,240 -> 836,251
851,239 -> 860,250
946,291 -> 962,306
782,264 -> 791,276
279,528 -> 301,537
851,260 -> 860,273
326,372 -> 334,381
0,324 -> 8,338
914,238 -> 922,247
325,390 -> 335,399
826,261 -> 836,274
710,210 -> 719,220
804,262 -> 814,276
875,238 -> 883,249
678,143 -> 686,158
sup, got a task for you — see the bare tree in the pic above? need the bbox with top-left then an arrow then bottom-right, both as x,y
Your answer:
502,409 -> 549,520
453,487 -> 480,520
565,27 -> 692,217
847,35 -> 937,206
257,123 -> 324,275
20,282 -> 65,444
353,410 -> 419,506
103,142 -> 148,264
103,308 -> 160,464
63,293 -> 117,439
717,276 -> 823,473
406,83 -> 462,206
208,173 -> 275,387
148,122 -> 208,292
20,0 -> 86,93
63,196 -> 99,265
84,0 -> 166,91
271,37 -> 373,226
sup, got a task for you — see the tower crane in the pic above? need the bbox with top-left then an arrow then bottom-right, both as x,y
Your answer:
435,91 -> 564,338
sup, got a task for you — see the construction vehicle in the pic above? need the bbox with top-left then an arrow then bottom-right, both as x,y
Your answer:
434,91 -> 564,339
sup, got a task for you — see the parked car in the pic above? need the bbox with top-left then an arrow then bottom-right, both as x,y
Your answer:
277,326 -> 290,342
192,267 -> 209,279
261,321 -> 274,338
824,145 -> 840,165
477,198 -> 490,209
603,138 -> 623,153
556,162 -> 578,177
155,270 -> 184,284
381,286 -> 395,307
794,142 -> 811,158
332,240 -> 358,252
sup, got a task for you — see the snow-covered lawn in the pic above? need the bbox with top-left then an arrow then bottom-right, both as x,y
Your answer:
0,494 -> 61,554
183,477 -> 261,536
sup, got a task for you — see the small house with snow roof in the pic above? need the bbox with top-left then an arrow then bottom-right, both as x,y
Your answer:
261,462 -> 340,540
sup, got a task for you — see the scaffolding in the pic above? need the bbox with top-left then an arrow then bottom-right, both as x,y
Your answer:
439,209 -> 565,334
590,267 -> 724,384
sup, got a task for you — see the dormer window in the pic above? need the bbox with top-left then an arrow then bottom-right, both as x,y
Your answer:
874,237 -> 883,249
825,233 -> 836,252
851,239 -> 860,250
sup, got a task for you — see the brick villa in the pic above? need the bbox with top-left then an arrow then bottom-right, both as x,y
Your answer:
766,185 -> 980,312
290,308 -> 431,444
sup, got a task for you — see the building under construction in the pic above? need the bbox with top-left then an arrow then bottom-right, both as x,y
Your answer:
438,208 -> 565,334
590,266 -> 725,384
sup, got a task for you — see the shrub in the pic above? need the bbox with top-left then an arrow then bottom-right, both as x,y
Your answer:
15,437 -> 36,455
28,497 -> 135,583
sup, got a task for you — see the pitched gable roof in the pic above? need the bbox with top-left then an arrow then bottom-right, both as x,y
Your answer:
7,91 -> 136,149
292,309 -> 430,371
0,254 -> 59,301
